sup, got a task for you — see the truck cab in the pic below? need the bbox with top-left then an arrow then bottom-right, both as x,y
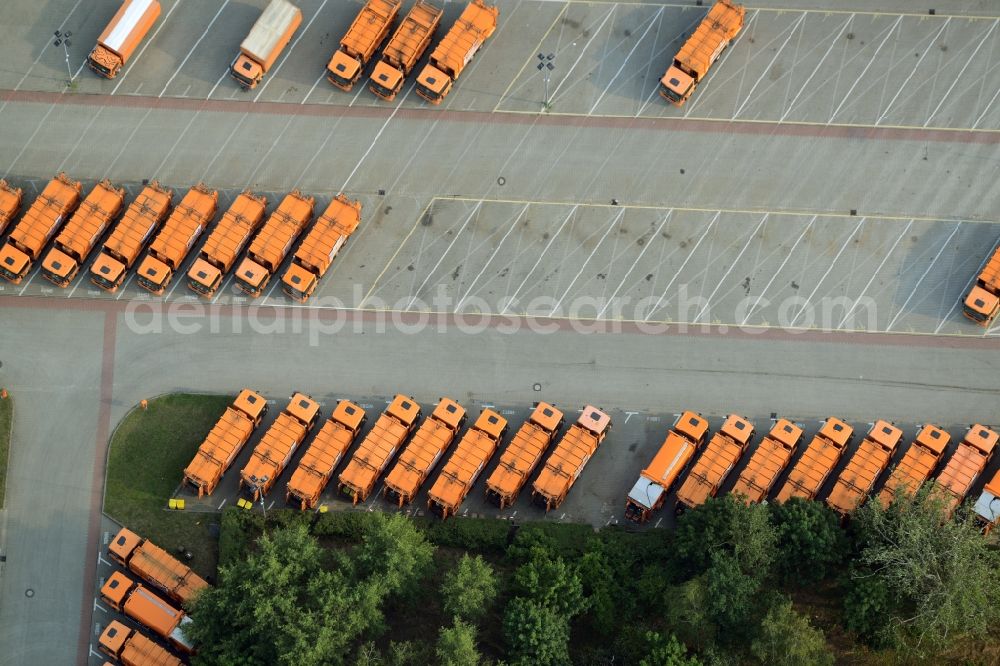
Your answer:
90,253 -> 127,291
40,248 -> 79,286
231,54 -> 262,89
370,62 -> 404,100
963,285 -> 998,324
326,51 -> 362,90
659,64 -> 694,104
416,65 -> 451,103
234,259 -> 270,296
0,246 -> 30,283
281,262 -> 315,301
187,257 -> 223,296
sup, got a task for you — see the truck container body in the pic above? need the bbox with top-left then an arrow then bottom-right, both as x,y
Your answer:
182,389 -> 268,497
339,394 -> 422,503
963,243 -> 1000,324
108,528 -> 210,607
776,417 -> 854,502
532,406 -> 612,511
231,0 -> 302,89
240,392 -> 320,501
286,400 -> 366,509
384,397 -> 466,506
88,0 -> 162,78
877,424 -> 950,507
0,173 -> 82,283
326,0 -> 402,90
369,0 -> 443,100
137,184 -> 218,294
826,420 -> 903,516
676,414 -> 754,511
0,179 -> 23,236
730,419 -> 803,504
415,0 -> 498,104
40,180 -> 125,287
659,0 -> 744,106
99,621 -> 182,666
280,194 -> 360,301
973,468 -> 1000,533
90,181 -> 172,291
427,409 -> 507,518
234,189 -> 314,297
485,402 -> 564,508
624,411 -> 708,523
100,571 -> 194,653
186,190 -> 267,297
934,424 -> 998,519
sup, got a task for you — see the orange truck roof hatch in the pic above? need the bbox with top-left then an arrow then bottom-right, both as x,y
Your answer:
963,243 -> 1000,324
137,183 -> 218,294
0,179 -> 23,236
877,424 -> 950,507
41,180 -> 125,287
531,406 -> 611,512
90,180 -> 172,292
485,402 -> 564,509
107,527 -> 210,606
234,189 -> 314,297
934,424 -> 998,518
286,400 -> 366,509
100,571 -> 194,653
338,394 -> 422,503
99,621 -> 183,666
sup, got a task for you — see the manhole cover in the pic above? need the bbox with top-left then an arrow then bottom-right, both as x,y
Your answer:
25,588 -> 33,598
533,383 -> 542,392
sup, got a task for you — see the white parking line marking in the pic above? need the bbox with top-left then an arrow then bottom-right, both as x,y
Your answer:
597,210 -> 671,318
406,201 -> 483,310
739,215 -> 816,325
780,14 -> 853,122
891,222 -> 963,332
206,68 -> 230,99
789,217 -> 866,326
502,205 -> 578,314
683,9 -> 759,118
111,0 -> 186,95
588,6 -> 663,115
341,84 -> 415,192
924,19 -> 999,127
3,105 -> 56,178
547,6 -> 616,103
102,107 -> 154,179
301,72 -> 326,105
549,208 -> 624,314
455,204 -> 529,311
732,12 -> 806,120
837,219 -> 913,328
828,15 -> 902,123
158,0 -> 231,97
875,17 -> 951,125
646,211 -> 720,320
253,0 -> 330,102
694,213 -> 768,323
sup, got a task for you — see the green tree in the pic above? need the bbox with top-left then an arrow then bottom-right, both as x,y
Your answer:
503,597 -> 571,666
770,498 -> 847,585
441,554 -> 499,623
851,487 -> 1000,654
842,567 -> 896,649
663,577 -> 716,652
639,632 -> 702,666
750,599 -> 833,666
355,512 -> 435,597
704,551 -> 760,637
187,524 -> 380,666
436,620 -> 481,666
673,496 -> 776,579
512,548 -> 587,618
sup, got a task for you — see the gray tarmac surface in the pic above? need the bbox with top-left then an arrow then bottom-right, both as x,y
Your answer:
0,0 -> 999,663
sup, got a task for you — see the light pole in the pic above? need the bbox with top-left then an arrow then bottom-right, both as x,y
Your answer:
536,53 -> 554,110
53,30 -> 73,83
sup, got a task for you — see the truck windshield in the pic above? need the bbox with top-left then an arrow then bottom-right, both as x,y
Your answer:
370,81 -> 393,98
189,279 -> 211,295
964,306 -> 989,321
88,58 -> 112,76
416,84 -> 442,102
659,82 -> 683,103
92,273 -> 114,289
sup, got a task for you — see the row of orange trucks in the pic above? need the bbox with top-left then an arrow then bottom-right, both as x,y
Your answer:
97,526 -> 209,665
0,173 -> 361,300
180,390 -> 611,517
83,0 -> 498,104
625,412 -> 1000,525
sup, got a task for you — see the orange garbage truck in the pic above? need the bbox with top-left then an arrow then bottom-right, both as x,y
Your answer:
240,392 -> 320,501
826,420 -> 903,516
963,243 -> 1000,325
370,0 -> 444,101
90,181 -> 173,292
624,411 -> 708,523
933,424 -> 998,519
280,194 -> 360,302
384,397 -> 466,507
286,400 -> 367,510
878,424 -> 950,507
100,571 -> 194,654
0,179 -> 23,236
485,402 -> 564,509
659,0 -> 744,106
231,0 -> 302,90
972,467 -> 1000,533
675,413 -> 753,512
137,183 -> 218,294
339,394 -> 422,504
776,417 -> 855,502
427,409 -> 508,518
415,0 -> 498,104
87,0 -> 162,78
234,189 -> 314,297
0,172 -> 81,284
40,180 -> 125,287
326,0 -> 401,91
731,419 -> 803,504
532,406 -> 612,512
182,389 -> 268,497
186,190 -> 268,297
108,527 -> 209,607
99,621 -> 182,666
